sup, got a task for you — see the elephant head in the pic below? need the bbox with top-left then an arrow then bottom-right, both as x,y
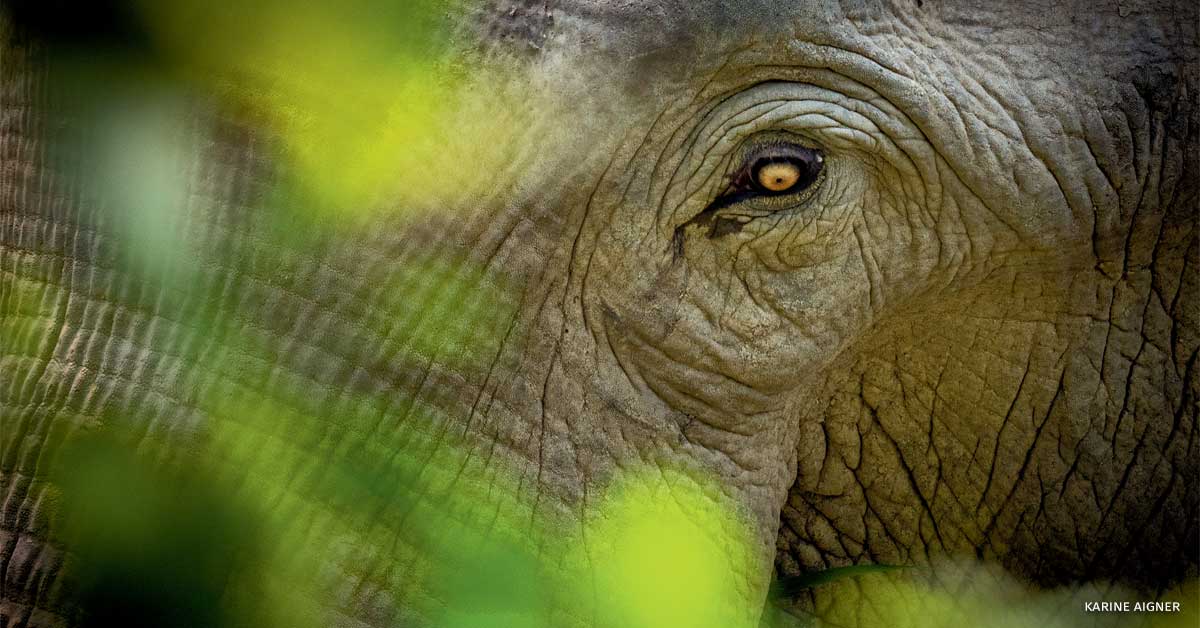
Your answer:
1,1 -> 1196,626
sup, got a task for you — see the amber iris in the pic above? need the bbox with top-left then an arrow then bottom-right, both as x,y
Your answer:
756,162 -> 802,192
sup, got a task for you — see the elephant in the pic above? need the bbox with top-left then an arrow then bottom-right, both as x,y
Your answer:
1,0 -> 1197,626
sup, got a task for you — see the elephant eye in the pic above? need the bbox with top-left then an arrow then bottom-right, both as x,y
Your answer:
674,140 -> 826,250
707,143 -> 824,211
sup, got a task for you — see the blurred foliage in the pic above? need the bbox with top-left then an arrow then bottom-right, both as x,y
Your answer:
86,87 -> 196,280
132,0 -> 472,212
54,430 -> 265,628
25,0 -> 548,234
52,410 -> 764,627
58,411 -> 1198,628
580,469 -> 758,628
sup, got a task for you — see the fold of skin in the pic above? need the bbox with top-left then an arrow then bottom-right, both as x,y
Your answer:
1,1 -> 1197,627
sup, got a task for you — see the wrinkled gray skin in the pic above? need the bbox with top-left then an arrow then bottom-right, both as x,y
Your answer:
2,0 -> 1198,626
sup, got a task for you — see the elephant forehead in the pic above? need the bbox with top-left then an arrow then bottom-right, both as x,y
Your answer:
538,0 -> 1175,70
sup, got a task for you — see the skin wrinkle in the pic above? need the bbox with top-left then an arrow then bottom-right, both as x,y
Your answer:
641,52 -> 747,221
613,316 -> 774,427
857,403 -> 920,565
1104,105 -> 1176,446
871,377 -> 950,554
653,57 -> 912,223
575,145 -> 635,401
787,228 -> 1190,588
9,198 -> 97,477
921,18 -> 1095,236
739,36 -> 1022,225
